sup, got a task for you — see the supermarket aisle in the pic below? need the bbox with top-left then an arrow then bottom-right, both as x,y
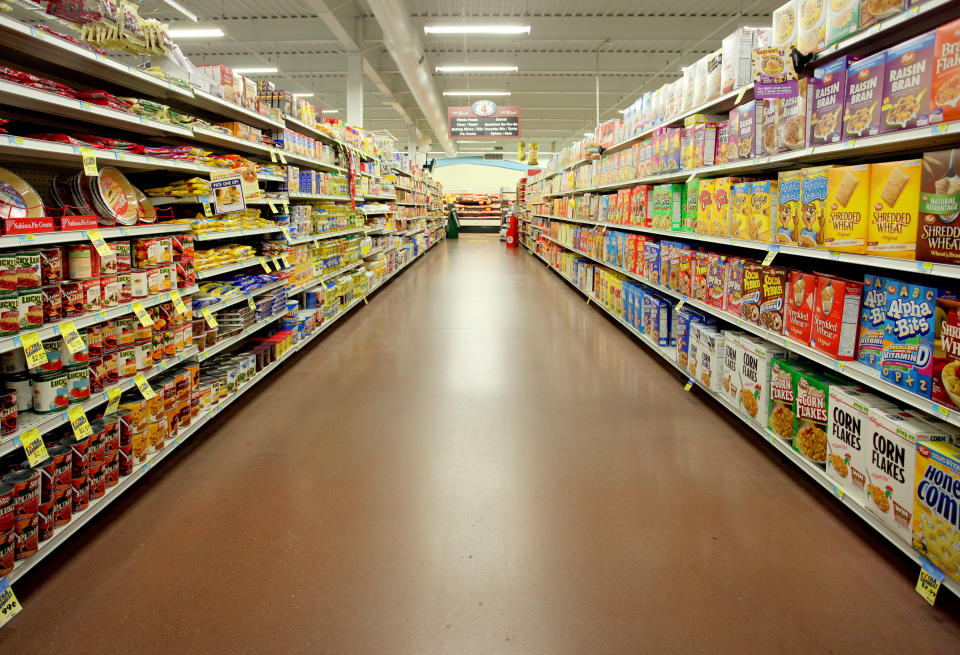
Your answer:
5,236 -> 959,653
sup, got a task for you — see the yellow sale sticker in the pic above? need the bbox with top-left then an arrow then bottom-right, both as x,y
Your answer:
105,386 -> 121,415
259,257 -> 272,273
20,331 -> 48,368
131,301 -> 153,327
86,229 -> 111,256
79,146 -> 98,177
917,565 -> 943,606
280,227 -> 292,240
0,579 -> 22,628
269,148 -> 278,163
272,256 -> 282,270
247,297 -> 256,311
266,199 -> 278,212
133,373 -> 156,400
203,203 -> 213,217
19,428 -> 48,467
67,404 -> 93,440
57,320 -> 86,354
277,151 -> 287,165
170,290 -> 187,315
201,308 -> 218,328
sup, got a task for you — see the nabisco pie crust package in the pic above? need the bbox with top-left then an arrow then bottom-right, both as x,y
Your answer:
931,18 -> 960,126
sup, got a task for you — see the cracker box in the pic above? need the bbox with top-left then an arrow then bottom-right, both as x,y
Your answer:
882,279 -> 937,397
811,275 -> 863,360
760,98 -> 782,156
843,53 -> 885,140
772,0 -> 798,50
759,266 -> 788,334
726,107 -> 740,163
727,333 -> 791,428
797,0 -> 826,55
931,18 -> 960,126
691,251 -> 709,301
769,358 -> 809,442
697,178 -> 715,235
793,369 -> 831,463
776,170 -> 803,245
677,308 -> 715,370
725,257 -> 746,317
918,149 -> 960,266
785,270 -> 817,344
860,0 -> 904,30
826,0 -> 860,45
705,253 -> 727,310
712,177 -> 733,237
749,180 -> 778,242
740,262 -> 764,325
858,273 -> 889,371
934,296 -> 960,411
827,387 -> 898,505
914,440 -> 960,583
880,31 -> 936,134
779,78 -> 807,151
824,164 -> 870,253
695,326 -> 725,392
867,159 -> 922,259
736,101 -> 758,161
810,56 -> 857,146
799,165 -> 831,248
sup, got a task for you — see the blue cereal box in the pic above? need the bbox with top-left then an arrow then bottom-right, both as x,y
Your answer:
676,308 -> 716,370
858,273 -> 889,370
643,292 -> 674,346
644,242 -> 661,283
882,280 -> 937,397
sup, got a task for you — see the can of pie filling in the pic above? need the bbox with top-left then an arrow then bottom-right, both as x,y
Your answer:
0,481 -> 14,534
47,444 -> 72,494
104,455 -> 119,488
0,530 -> 14,575
2,468 -> 40,532
20,456 -> 55,503
71,474 -> 89,513
15,513 -> 38,560
87,461 -> 105,501
52,487 -> 71,528
67,244 -> 99,279
40,247 -> 62,285
0,390 -> 15,437
37,497 -> 54,541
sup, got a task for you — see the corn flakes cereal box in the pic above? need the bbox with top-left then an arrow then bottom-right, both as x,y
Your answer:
914,440 -> 960,583
696,325 -> 725,392
810,56 -> 857,146
691,251 -> 709,301
858,273 -> 889,370
785,270 -> 817,344
827,386 -> 898,505
727,332 -> 791,428
740,262 -> 764,325
749,180 -> 778,242
844,53 -> 885,140
776,170 -> 803,244
682,179 -> 699,232
880,31 -> 935,134
918,149 -> 960,266
687,321 -> 703,378
934,296 -> 960,411
725,256 -> 746,316
705,253 -> 727,310
931,18 -> 960,126
759,266 -> 788,334
772,0 -> 798,50
824,164 -> 870,253
793,369 -> 832,463
722,330 -> 742,405
799,165 -> 830,248
882,279 -> 937,397
811,275 -> 863,360
826,0 -> 860,46
697,178 -> 714,235
867,159 -> 921,259
798,0 -> 826,54
769,358 -> 809,442
860,0 -> 903,30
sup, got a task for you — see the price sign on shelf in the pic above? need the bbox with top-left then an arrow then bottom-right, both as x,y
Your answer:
170,290 -> 187,315
201,308 -> 218,329
105,386 -> 121,415
277,151 -> 287,165
57,320 -> 86,354
131,301 -> 153,327
917,558 -> 945,605
133,373 -> 156,400
202,203 -> 213,217
762,245 -> 779,266
269,148 -> 278,163
17,428 -> 48,468
683,379 -> 694,392
266,199 -> 278,212
280,227 -> 292,241
259,257 -> 272,273
0,578 -> 22,628
281,254 -> 291,268
247,297 -> 256,311
67,404 -> 93,440
86,229 -> 111,256
19,332 -> 47,369
79,146 -> 98,177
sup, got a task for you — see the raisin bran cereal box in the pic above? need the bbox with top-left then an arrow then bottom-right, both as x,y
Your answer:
749,180 -> 778,242
730,181 -> 752,240
728,333 -> 791,428
759,266 -> 788,334
918,149 -> 960,266
769,358 -> 809,442
785,270 -> 817,344
772,0 -> 798,50
793,369 -> 832,464
880,30 -> 935,134
824,164 -> 870,253
931,18 -> 960,126
716,121 -> 730,165
779,78 -> 807,151
760,98 -> 782,156
725,256 -> 746,316
826,0 -> 860,46
843,53 -> 885,140
882,279 -> 937,397
740,262 -> 764,325
776,170 -> 802,245
811,275 -> 863,360
810,56 -> 857,146
858,273 -> 889,370
914,440 -> 960,584
827,387 -> 897,505
799,165 -> 831,248
705,253 -> 727,310
867,159 -> 922,259
797,0 -> 826,55
736,101 -> 757,161
934,296 -> 960,411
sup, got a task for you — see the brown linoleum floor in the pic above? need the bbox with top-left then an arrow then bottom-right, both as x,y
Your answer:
3,235 -> 959,653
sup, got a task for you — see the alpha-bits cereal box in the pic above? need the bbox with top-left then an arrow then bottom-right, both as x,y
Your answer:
725,257 -> 746,317
797,0 -> 826,55
811,275 -> 863,360
867,159 -> 922,259
824,164 -> 870,253
826,387 -> 897,506
759,266 -> 787,334
750,180 -> 777,242
798,165 -> 830,248
740,262 -> 764,325
882,280 -> 937,397
826,0 -> 860,46
843,53 -> 885,140
793,369 -> 831,464
730,181 -> 752,240
810,56 -> 856,146
772,0 -> 798,50
880,31 -> 935,134
930,18 -> 960,126
934,296 -> 960,411
858,273 -> 889,371
914,440 -> 960,584
918,149 -> 960,266
726,333 -> 790,428
775,170 -> 802,245
785,270 -> 817,344
769,358 -> 808,442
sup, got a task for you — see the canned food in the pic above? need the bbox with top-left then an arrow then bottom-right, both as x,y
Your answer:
16,251 -> 41,289
117,398 -> 144,433
88,356 -> 103,394
133,315 -> 152,343
104,456 -> 119,488
99,248 -> 116,275
156,264 -> 174,293
164,407 -> 178,439
0,481 -> 13,534
86,323 -> 102,358
3,469 -> 40,531
131,430 -> 147,464
146,418 -> 165,452
116,347 -> 136,378
100,274 -> 119,308
65,365 -> 90,402
0,293 -> 18,336
173,234 -> 194,262
39,247 -> 62,285
117,272 -> 133,303
0,348 -> 26,374
60,329 -> 89,367
37,497 -> 54,541
20,456 -> 54,503
115,316 -> 135,347
113,241 -> 131,273
87,462 -> 105,501
67,244 -> 99,279
18,290 -> 42,329
101,351 -> 118,384
175,261 -> 195,289
61,435 -> 89,479
135,341 -> 152,371
60,280 -> 83,317
5,372 -> 31,412
41,284 -> 61,324
78,278 -> 100,313
177,398 -> 190,429
190,387 -> 199,418
134,238 -> 171,267
15,514 -> 39,560
0,253 -> 18,293
101,319 -> 117,353
71,475 -> 89,513
146,267 -> 163,295
129,269 -> 148,299
30,336 -> 63,373
52,487 -> 71,528
47,443 -> 72,494
0,390 -> 15,437
32,369 -> 68,413
0,530 -> 13,575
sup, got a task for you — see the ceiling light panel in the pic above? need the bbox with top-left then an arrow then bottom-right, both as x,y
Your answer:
168,27 -> 223,38
436,65 -> 518,73
425,25 -> 531,35
442,91 -> 511,96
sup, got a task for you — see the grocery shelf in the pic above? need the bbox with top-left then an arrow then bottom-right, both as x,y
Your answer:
404,228 -> 425,237
192,309 -> 287,362
281,151 -> 344,173
196,280 -> 286,313
365,194 -> 398,201
287,193 -> 351,201
189,128 -> 273,157
148,196 -> 286,207
397,201 -> 426,207
196,258 -> 267,279
284,227 -> 364,245
282,115 -> 343,146
0,223 -> 192,250
193,227 -> 283,241
190,89 -> 285,131
362,207 -> 394,215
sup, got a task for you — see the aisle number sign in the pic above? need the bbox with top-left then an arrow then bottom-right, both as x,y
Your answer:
448,102 -> 521,138
0,578 -> 22,628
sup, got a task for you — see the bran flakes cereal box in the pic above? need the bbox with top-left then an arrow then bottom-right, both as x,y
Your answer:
772,0 -> 798,50
843,53 -> 885,140
776,170 -> 803,245
827,387 -> 898,505
799,165 -> 831,248
730,333 -> 791,428
857,273 -> 889,371
750,180 -> 778,242
824,164 -> 870,253
759,266 -> 788,334
868,159 -> 922,259
810,56 -> 857,146
931,18 -> 960,126
793,369 -> 832,464
730,182 -> 752,240
914,440 -> 960,584
826,0 -> 860,46
705,253 -> 727,310
769,358 -> 809,442
725,257 -> 746,317
797,0 -> 826,55
880,31 -> 936,134
918,149 -> 960,266
860,0 -> 904,30
811,275 -> 863,360
741,262 -> 764,325
882,279 -> 937,397
785,270 -> 817,344
934,296 -> 960,411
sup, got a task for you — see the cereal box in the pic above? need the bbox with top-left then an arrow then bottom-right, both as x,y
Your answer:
726,107 -> 740,163
692,122 -> 719,168
931,18 -> 960,126
785,270 -> 817,344
797,0 -> 826,55
775,170 -> 803,245
722,330 -> 742,406
741,262 -> 764,325
827,387 -> 898,505
730,182 -> 752,240
728,333 -> 791,428
918,149 -> 960,266
826,0 -> 860,45
682,180 -> 698,232
858,273 -> 889,371
843,53 -> 885,140
736,101 -> 757,161
799,165 -> 831,248
644,293 -> 673,346
760,98 -> 782,156
860,0 -> 904,30
705,253 -> 727,310
631,185 -> 651,227
793,369 -> 832,463
867,159 -> 922,259
676,249 -> 695,296
712,177 -> 733,237
824,164 -> 870,253
725,257 -> 746,316
769,358 -> 809,442
697,178 -> 715,235
644,242 -> 661,283
687,322 -> 703,378
934,296 -> 960,411
914,440 -> 960,583
882,279 -> 937,397
716,121 -> 730,165
691,251 -> 709,301
677,308 -> 715,370
696,326 -> 725,392
810,56 -> 857,146
772,0 -> 798,50
779,78 -> 807,151
811,275 -> 863,360
759,266 -> 788,334
749,180 -> 778,242
880,31 -> 936,134
722,27 -> 771,94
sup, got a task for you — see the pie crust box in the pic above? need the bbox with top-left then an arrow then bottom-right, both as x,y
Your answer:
880,30 -> 936,134
867,158 -> 922,259
826,386 -> 897,506
860,0 -> 905,30
857,273 -> 889,371
769,358 -> 811,442
759,266 -> 788,334
749,180 -> 778,242
810,56 -> 858,146
913,440 -> 960,584
930,18 -> 960,126
694,324 -> 725,393
843,53 -> 885,140
785,270 -> 817,344
882,279 -> 938,397
797,0 -> 826,55
918,149 -> 960,266
723,332 -> 791,428
824,164 -> 870,253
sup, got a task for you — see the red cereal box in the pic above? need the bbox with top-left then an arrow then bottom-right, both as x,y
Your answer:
759,266 -> 787,334
785,270 -> 817,344
705,253 -> 727,310
811,275 -> 864,360
692,252 -> 710,301
675,249 -> 693,297
725,257 -> 746,316
931,18 -> 960,126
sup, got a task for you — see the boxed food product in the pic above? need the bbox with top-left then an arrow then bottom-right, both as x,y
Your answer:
880,31 -> 936,134
772,0 -> 798,49
730,182 -> 752,240
722,330 -> 741,405
644,242 -> 661,283
844,53 -> 885,140
716,121 -> 731,165
725,257 -> 746,316
824,164 -> 870,253
712,177 -> 733,237
643,292 -> 673,346
776,170 -> 803,245
867,159 -> 922,259
726,107 -> 740,163
690,251 -> 708,300
726,333 -> 791,428
688,321 -> 703,378
858,273 -> 889,370
722,27 -> 772,94
197,65 -> 236,103
676,249 -> 695,296
736,101 -> 758,160
797,0 -> 826,54
779,78 -> 807,151
769,358 -> 808,441
811,275 -> 863,360
749,180 -> 777,242
705,49 -> 723,103
695,325 -> 725,392
931,18 -> 960,126
693,56 -> 708,108
810,56 -> 857,146
676,308 -> 716,369
799,165 -> 830,248
682,180 -> 698,232
760,98 -> 782,156
860,0 -> 904,30
918,149 -> 960,266
785,270 -> 817,344
913,440 -> 960,584
793,369 -> 831,463
882,279 -> 937,397
697,178 -> 714,235
826,0 -> 860,45
934,296 -> 960,411
827,386 -> 898,505
740,262 -> 764,325
705,253 -> 727,310
692,122 -> 719,168
759,266 -> 788,334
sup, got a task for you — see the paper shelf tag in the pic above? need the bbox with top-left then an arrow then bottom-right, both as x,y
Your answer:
201,308 -> 218,328
202,203 -> 213,217
20,332 -> 48,368
735,84 -> 749,104
133,373 -> 156,400
277,151 -> 287,165
280,199 -> 289,212
280,227 -> 292,240
19,428 -> 48,468
932,123 -> 949,134
269,148 -> 278,163
761,246 -> 779,266
259,257 -> 272,273
675,300 -> 685,312
170,290 -> 187,315
131,301 -> 153,327
58,320 -> 86,354
105,387 -> 121,415
67,404 -> 93,440
266,199 -> 278,212
934,403 -> 950,417
272,256 -> 282,270
683,379 -> 694,392
0,578 -> 22,628
281,254 -> 291,267
917,558 -> 945,605
247,297 -> 256,311
86,229 -> 111,256
79,147 -> 98,177
832,485 -> 844,499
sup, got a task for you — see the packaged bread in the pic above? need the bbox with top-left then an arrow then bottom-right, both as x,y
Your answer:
824,164 -> 870,253
867,159 -> 922,259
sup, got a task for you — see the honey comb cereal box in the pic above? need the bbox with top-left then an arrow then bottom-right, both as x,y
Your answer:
826,0 -> 860,45
824,164 -> 870,253
914,440 -> 960,583
730,181 -> 752,239
860,0 -> 903,30
918,149 -> 960,266
931,18 -> 960,126
793,369 -> 832,464
826,387 -> 897,505
772,0 -> 798,50
776,170 -> 802,245
785,270 -> 817,344
882,279 -> 937,397
880,31 -> 935,134
867,159 -> 922,259
769,358 -> 809,442
797,0 -> 826,55
740,262 -> 764,325
749,180 -> 778,242
729,333 -> 791,428
705,253 -> 727,311
934,296 -> 960,411
810,56 -> 857,146
811,275 -> 863,360
799,165 -> 831,248
725,257 -> 747,317
695,325 -> 725,392
759,266 -> 788,334
858,273 -> 889,371
843,53 -> 885,140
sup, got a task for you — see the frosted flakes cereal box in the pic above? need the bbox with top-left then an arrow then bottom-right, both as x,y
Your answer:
931,18 -> 960,126
934,296 -> 960,411
811,275 -> 863,360
769,358 -> 809,442
860,0 -> 903,30
730,333 -> 791,428
810,56 -> 857,146
697,178 -> 715,235
772,0 -> 798,50
705,253 -> 727,310
749,180 -> 777,242
843,53 -> 885,140
867,159 -> 922,259
725,257 -> 747,317
799,165 -> 831,248
759,266 -> 788,334
696,326 -> 725,392
858,273 -> 889,370
882,280 -> 937,397
785,270 -> 817,344
826,0 -> 860,45
797,0 -> 826,55
918,149 -> 960,266
776,170 -> 803,245
824,164 -> 870,253
741,262 -> 764,325
827,387 -> 897,505
880,31 -> 935,134
914,440 -> 960,583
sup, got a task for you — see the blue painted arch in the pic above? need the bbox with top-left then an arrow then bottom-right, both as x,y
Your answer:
433,157 -> 530,171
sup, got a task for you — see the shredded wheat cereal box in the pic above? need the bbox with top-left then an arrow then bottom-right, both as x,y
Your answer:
811,275 -> 863,360
914,440 -> 960,584
793,369 -> 832,464
776,170 -> 803,245
769,358 -> 809,442
880,31 -> 935,134
867,159 -> 921,259
797,0 -> 826,55
824,164 -> 870,253
882,279 -> 937,397
785,270 -> 817,344
934,296 -> 960,411
930,18 -> 960,126
740,262 -> 764,325
799,165 -> 831,248
857,273 -> 889,371
827,387 -> 898,505
749,180 -> 777,242
918,149 -> 960,266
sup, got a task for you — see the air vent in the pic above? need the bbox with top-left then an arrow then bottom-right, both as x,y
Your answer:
484,153 -> 503,160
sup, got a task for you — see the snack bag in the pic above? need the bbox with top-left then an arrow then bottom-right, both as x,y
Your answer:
880,31 -> 935,134
776,170 -> 803,245
750,180 -> 777,242
867,159 -> 922,259
799,165 -> 830,248
824,164 -> 870,253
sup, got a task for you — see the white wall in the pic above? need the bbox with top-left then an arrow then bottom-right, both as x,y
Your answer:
432,164 -> 526,194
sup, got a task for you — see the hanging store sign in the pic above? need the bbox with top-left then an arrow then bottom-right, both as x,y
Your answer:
210,170 -> 246,214
448,102 -> 521,138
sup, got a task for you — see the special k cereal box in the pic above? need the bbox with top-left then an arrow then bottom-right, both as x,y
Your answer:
775,170 -> 803,245
797,0 -> 826,55
811,275 -> 863,360
730,181 -> 752,240
697,178 -> 715,235
930,18 -> 960,126
867,159 -> 922,259
769,358 -> 809,442
740,262 -> 764,325
844,53 -> 885,140
858,273 -> 889,371
785,270 -> 817,344
826,387 -> 897,506
880,31 -> 935,134
824,164 -> 870,253
725,257 -> 746,316
705,253 -> 727,310
933,296 -> 960,411
914,440 -> 960,584
918,149 -> 960,266
882,280 -> 937,397
799,165 -> 831,248
772,0 -> 798,50
749,180 -> 777,242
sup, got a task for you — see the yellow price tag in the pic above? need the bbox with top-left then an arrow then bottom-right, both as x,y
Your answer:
280,199 -> 289,213
266,199 -> 278,212
57,320 -> 86,354
67,404 -> 93,440
202,203 -> 213,217
105,386 -> 121,415
917,561 -> 944,606
277,151 -> 287,165
201,308 -> 218,328
20,331 -> 48,368
247,297 -> 256,311
280,227 -> 292,241
133,373 -> 156,400
675,300 -> 685,313
683,380 -> 694,392
131,301 -> 153,327
0,579 -> 22,628
170,290 -> 187,315
86,229 -> 111,256
269,148 -> 278,163
272,256 -> 282,270
735,84 -> 749,104
18,427 -> 49,467
79,146 -> 98,177
259,257 -> 272,273
281,254 -> 291,268
761,250 -> 777,266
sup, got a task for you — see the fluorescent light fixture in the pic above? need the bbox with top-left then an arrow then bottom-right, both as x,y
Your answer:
161,0 -> 197,22
583,132 -> 593,137
436,65 -> 518,73
425,25 -> 530,35
323,109 -> 338,114
232,67 -> 278,74
292,93 -> 314,98
442,91 -> 511,96
168,27 -> 223,38
455,140 -> 488,143
617,109 -> 626,114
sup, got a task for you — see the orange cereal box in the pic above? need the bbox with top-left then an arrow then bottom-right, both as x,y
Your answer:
867,159 -> 922,259
930,17 -> 960,126
914,440 -> 960,584
730,181 -> 752,239
824,164 -> 870,253
799,165 -> 831,248
776,169 -> 803,245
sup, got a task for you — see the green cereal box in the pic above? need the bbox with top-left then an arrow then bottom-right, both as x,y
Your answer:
793,368 -> 832,464
683,179 -> 699,232
769,358 -> 809,442
826,0 -> 860,46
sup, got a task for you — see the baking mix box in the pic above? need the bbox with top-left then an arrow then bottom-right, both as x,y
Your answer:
799,165 -> 830,248
934,296 -> 960,411
785,270 -> 816,344
867,159 -> 922,259
880,30 -> 935,134
810,56 -> 858,146
811,275 -> 863,360
769,358 -> 809,442
843,53 -> 885,140
750,180 -> 777,242
913,440 -> 960,584
857,273 -> 889,371
930,18 -> 960,126
882,279 -> 937,397
918,149 -> 960,266
776,169 -> 803,245
824,164 -> 870,253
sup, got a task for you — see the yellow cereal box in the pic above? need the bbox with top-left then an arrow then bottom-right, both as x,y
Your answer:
867,159 -> 922,259
797,0 -> 826,55
697,178 -> 715,236
775,169 -> 803,245
798,165 -> 831,248
914,440 -> 960,584
824,164 -> 870,253
750,180 -> 778,243
772,0 -> 798,50
730,182 -> 752,239
712,177 -> 732,237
